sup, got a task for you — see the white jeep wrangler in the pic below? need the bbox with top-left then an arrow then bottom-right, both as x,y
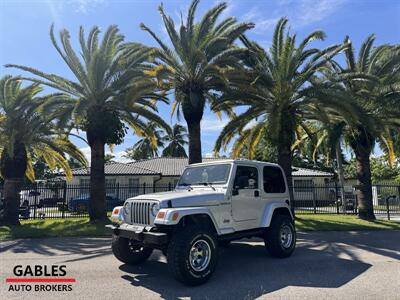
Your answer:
107,160 -> 296,285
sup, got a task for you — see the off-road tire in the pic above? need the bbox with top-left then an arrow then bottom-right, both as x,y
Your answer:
112,234 -> 153,265
264,215 -> 296,258
167,226 -> 218,286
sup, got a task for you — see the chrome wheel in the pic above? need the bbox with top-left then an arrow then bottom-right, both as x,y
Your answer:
280,224 -> 293,249
189,239 -> 211,272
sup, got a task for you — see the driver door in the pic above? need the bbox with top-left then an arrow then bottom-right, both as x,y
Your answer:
231,165 -> 260,222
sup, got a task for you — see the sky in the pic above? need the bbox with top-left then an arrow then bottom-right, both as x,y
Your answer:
1,0 -> 399,163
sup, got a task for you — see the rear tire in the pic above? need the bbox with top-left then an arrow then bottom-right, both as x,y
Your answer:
112,234 -> 153,265
264,215 -> 296,258
167,226 -> 218,286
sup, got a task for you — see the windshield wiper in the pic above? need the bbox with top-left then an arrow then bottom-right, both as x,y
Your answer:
197,182 -> 216,191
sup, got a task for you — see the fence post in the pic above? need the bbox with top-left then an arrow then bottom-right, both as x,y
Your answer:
335,181 -> 339,214
33,183 -> 38,219
386,196 -> 391,221
168,182 -> 172,191
143,182 -> 146,194
355,194 -> 358,215
62,182 -> 67,218
313,186 -> 316,214
116,182 -> 120,200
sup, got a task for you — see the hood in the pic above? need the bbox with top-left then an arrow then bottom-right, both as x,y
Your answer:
128,188 -> 226,208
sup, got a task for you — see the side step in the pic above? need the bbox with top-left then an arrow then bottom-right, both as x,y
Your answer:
218,228 -> 266,242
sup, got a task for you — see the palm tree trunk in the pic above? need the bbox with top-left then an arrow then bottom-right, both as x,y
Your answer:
336,143 -> 346,210
0,143 -> 27,226
89,139 -> 107,222
354,146 -> 375,220
350,129 -> 375,220
187,121 -> 202,164
1,179 -> 22,225
277,135 -> 294,214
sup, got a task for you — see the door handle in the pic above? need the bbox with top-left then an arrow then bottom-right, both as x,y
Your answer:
254,190 -> 260,197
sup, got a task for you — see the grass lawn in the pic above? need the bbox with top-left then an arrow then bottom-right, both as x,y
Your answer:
0,218 -> 111,240
0,214 -> 399,240
295,213 -> 400,231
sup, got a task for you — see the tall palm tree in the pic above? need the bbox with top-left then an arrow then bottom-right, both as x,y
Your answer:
0,75 -> 86,225
214,18 -> 349,207
124,123 -> 165,160
141,0 -> 254,164
310,37 -> 400,219
6,25 -> 169,222
162,124 -> 188,157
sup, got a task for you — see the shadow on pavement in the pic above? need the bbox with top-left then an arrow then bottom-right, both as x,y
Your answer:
0,237 -> 111,262
119,232 -> 378,300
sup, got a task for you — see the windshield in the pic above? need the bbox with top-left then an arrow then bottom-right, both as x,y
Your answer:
178,164 -> 231,186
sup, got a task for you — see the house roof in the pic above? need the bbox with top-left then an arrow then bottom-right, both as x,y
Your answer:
72,157 -> 334,177
128,157 -> 222,176
71,162 -> 159,176
129,157 -> 333,177
291,167 -> 333,177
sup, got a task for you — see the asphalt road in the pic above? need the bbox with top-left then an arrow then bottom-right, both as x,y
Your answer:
1,231 -> 399,300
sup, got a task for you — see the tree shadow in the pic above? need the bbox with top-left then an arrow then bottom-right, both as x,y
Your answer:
0,237 -> 111,261
118,234 -> 376,300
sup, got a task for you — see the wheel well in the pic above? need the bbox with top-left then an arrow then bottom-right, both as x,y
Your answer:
272,207 -> 293,220
178,214 -> 217,234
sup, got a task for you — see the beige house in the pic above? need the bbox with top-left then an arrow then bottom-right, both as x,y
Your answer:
69,158 -> 334,202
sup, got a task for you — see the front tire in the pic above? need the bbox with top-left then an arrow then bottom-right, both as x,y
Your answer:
264,215 -> 296,258
167,226 -> 218,286
112,234 -> 153,265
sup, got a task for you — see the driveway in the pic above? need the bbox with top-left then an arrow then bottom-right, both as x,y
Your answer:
1,231 -> 399,300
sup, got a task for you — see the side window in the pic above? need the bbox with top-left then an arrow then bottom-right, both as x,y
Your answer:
263,166 -> 286,193
234,166 -> 258,190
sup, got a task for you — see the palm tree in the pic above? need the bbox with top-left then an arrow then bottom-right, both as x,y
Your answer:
6,25 -> 169,222
104,154 -> 116,163
214,18 -> 349,208
140,0 -> 254,164
0,75 -> 86,225
310,37 -> 400,219
124,123 -> 165,160
162,124 -> 188,157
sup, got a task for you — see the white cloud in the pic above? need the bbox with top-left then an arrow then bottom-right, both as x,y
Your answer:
78,147 -> 132,164
201,116 -> 229,133
68,0 -> 107,14
239,0 -> 346,34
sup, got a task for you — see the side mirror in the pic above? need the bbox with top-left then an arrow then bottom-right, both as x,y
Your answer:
232,188 -> 239,196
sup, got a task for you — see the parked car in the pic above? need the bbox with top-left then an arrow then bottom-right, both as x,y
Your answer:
107,159 -> 296,286
68,194 -> 123,213
20,190 -> 45,208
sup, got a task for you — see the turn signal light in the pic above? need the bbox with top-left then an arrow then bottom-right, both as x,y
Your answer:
172,212 -> 179,221
113,208 -> 120,215
156,211 -> 166,219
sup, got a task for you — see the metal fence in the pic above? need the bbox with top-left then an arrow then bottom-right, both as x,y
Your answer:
0,182 -> 399,220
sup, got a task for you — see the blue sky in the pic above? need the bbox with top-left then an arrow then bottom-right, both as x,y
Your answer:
1,0 -> 399,162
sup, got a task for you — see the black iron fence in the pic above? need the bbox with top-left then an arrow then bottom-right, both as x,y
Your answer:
0,182 -> 399,220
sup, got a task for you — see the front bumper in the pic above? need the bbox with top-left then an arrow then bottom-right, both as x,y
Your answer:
106,223 -> 168,245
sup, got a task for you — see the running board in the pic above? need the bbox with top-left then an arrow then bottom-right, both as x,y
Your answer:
218,228 -> 266,242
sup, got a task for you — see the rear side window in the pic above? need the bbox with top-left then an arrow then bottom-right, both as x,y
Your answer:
263,166 -> 286,193
234,166 -> 259,189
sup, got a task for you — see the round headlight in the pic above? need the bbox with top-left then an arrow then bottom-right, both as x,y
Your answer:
123,202 -> 130,215
151,203 -> 160,217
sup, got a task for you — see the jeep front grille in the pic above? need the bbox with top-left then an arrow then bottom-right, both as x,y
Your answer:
130,201 -> 154,226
